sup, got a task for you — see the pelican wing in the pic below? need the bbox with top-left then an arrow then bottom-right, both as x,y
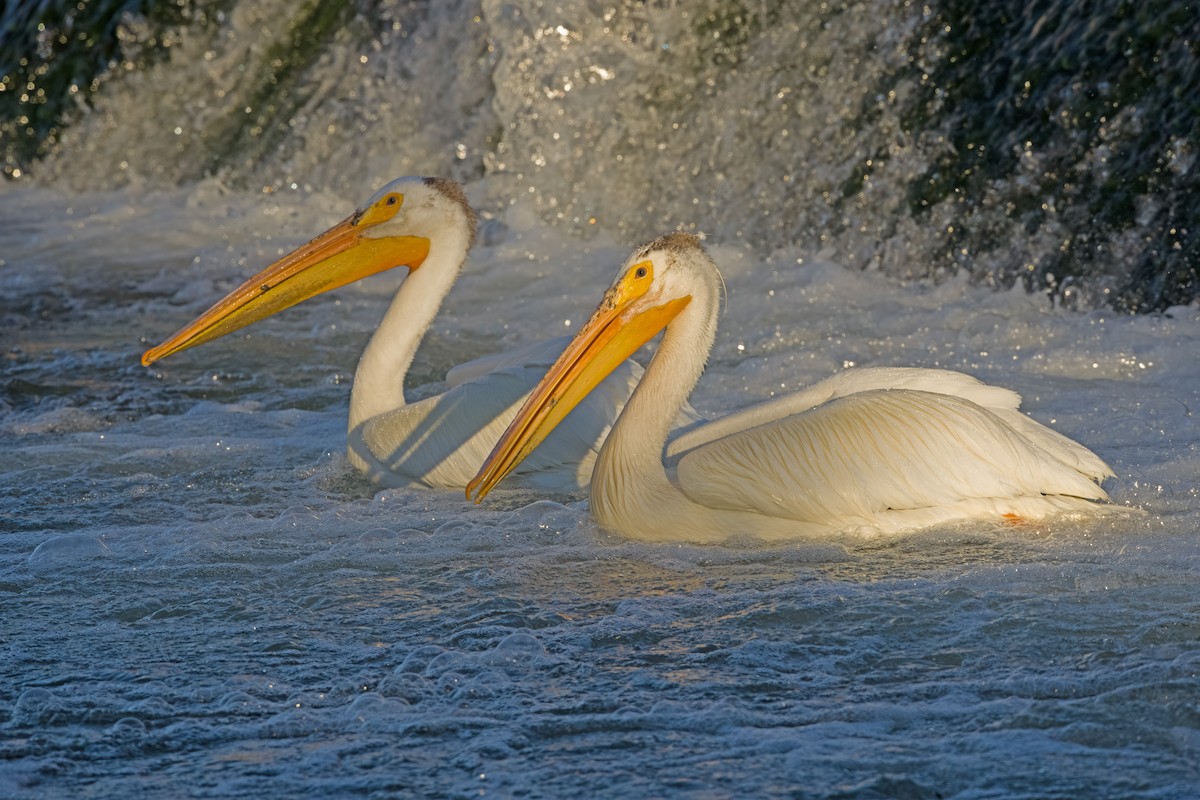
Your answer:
675,389 -> 1112,525
666,367 -> 1021,459
445,336 -> 573,387
356,356 -> 652,490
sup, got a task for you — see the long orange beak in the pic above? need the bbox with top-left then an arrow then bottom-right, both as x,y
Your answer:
141,208 -> 430,366
467,282 -> 689,502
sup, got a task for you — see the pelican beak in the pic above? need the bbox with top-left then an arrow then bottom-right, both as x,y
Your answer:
141,201 -> 429,366
467,269 -> 690,502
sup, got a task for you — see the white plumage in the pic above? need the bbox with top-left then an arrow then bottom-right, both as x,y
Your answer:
143,177 -> 694,490
469,232 -> 1120,541
349,333 -> 658,490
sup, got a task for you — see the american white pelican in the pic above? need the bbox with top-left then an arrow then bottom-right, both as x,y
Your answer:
468,232 -> 1120,541
142,177 -> 694,490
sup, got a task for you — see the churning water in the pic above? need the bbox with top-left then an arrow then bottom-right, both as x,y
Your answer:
2,1 -> 1199,797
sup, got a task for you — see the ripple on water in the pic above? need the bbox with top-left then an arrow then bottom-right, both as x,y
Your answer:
26,533 -> 110,572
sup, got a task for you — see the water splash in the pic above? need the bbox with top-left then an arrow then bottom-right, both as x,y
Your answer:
3,0 -> 1198,306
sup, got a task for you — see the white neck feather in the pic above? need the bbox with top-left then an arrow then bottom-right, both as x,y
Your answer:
347,236 -> 467,431
590,286 -> 718,538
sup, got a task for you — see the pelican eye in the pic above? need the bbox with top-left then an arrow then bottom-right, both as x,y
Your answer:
358,192 -> 404,226
620,261 -> 654,302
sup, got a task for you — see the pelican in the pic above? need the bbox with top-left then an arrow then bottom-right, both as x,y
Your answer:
468,232 -> 1120,541
142,177 -> 695,490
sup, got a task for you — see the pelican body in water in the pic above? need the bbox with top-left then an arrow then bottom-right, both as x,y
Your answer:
469,233 -> 1119,541
142,177 -> 682,490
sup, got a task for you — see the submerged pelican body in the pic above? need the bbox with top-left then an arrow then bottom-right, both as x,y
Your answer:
142,177 -> 685,490
469,233 -> 1119,541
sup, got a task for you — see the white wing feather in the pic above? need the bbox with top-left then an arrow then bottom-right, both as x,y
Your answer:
666,367 -> 1021,459
354,358 -> 638,490
444,336 -> 573,387
356,350 -> 701,490
675,388 -> 1112,524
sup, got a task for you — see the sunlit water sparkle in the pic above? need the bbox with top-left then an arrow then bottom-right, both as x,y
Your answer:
3,0 -> 1200,794
2,182 -> 1198,799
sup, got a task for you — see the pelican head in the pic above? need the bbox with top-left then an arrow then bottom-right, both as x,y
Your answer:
141,176 -> 476,366
467,232 -> 718,501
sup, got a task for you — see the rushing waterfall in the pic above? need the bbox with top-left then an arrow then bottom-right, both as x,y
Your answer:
4,0 -> 1197,309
